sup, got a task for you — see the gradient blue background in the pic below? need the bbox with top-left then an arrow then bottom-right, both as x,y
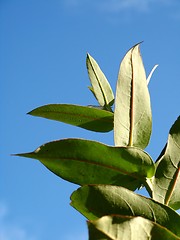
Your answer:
1,0 -> 180,239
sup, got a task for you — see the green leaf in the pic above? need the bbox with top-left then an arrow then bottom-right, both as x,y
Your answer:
71,185 -> 180,237
88,215 -> 180,240
28,104 -> 114,132
152,116 -> 180,210
86,53 -> 114,108
114,43 -> 152,149
16,139 -> 155,190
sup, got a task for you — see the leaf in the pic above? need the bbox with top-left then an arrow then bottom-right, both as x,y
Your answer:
28,104 -> 114,132
114,43 -> 152,149
147,64 -> 158,85
16,139 -> 155,190
88,215 -> 180,240
152,116 -> 180,210
86,53 -> 114,108
71,185 -> 180,237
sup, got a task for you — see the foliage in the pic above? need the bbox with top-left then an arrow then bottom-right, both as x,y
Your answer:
16,43 -> 180,239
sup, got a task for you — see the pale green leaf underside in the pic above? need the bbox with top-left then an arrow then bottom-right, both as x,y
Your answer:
71,185 -> 180,237
28,104 -> 114,132
88,215 -> 180,240
16,139 -> 155,190
152,116 -> 180,210
114,43 -> 152,149
87,53 -> 114,107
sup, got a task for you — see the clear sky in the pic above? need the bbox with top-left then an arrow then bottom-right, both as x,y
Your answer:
1,0 -> 180,239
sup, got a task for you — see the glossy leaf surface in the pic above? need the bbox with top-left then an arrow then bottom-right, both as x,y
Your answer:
71,185 -> 180,237
88,215 -> 180,240
87,53 -> 114,107
28,104 -> 113,132
114,44 -> 152,149
16,139 -> 155,190
152,116 -> 180,210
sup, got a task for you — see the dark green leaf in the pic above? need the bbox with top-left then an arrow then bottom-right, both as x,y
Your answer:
16,139 -> 155,190
87,53 -> 114,107
88,215 -> 180,240
71,185 -> 180,237
152,116 -> 180,210
114,43 -> 152,149
28,104 -> 114,132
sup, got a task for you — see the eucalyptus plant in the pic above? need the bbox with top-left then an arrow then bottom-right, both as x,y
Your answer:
16,43 -> 180,239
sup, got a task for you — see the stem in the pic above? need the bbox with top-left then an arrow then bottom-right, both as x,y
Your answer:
144,177 -> 154,198
165,163 -> 180,206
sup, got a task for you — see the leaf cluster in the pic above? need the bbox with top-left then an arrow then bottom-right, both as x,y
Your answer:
16,43 -> 180,239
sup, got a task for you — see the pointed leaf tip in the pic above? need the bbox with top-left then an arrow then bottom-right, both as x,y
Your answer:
86,53 -> 114,108
27,104 -> 114,132
16,139 -> 155,189
114,43 -> 152,149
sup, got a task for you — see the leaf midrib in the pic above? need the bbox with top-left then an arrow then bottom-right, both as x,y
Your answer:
39,155 -> 144,180
30,110 -> 113,123
129,49 -> 134,146
88,54 -> 107,105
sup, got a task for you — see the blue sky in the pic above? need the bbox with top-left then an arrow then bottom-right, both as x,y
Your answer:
1,0 -> 180,239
